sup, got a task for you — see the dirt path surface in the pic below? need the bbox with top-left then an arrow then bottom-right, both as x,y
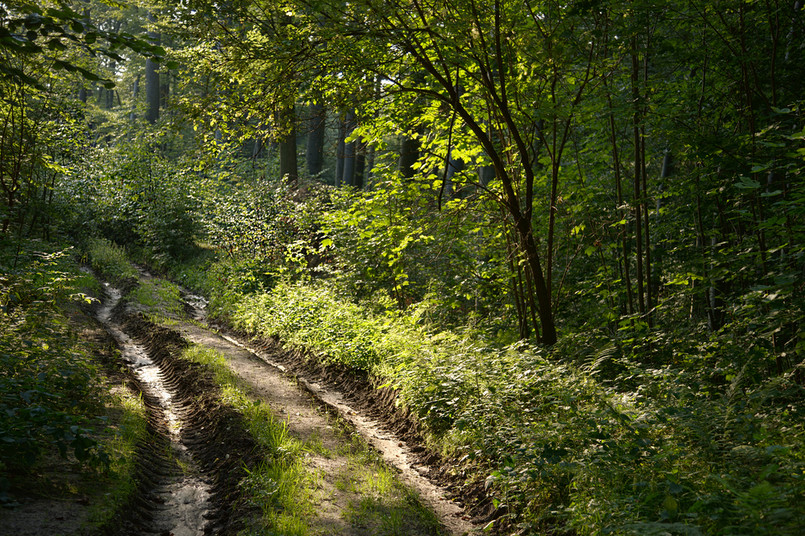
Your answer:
98,283 -> 257,535
175,307 -> 478,535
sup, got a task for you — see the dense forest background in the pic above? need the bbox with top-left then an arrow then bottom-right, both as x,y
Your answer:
2,0 -> 804,534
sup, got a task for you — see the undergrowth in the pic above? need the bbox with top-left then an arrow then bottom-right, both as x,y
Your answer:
0,239 -> 147,524
197,273 -> 805,535
1,241 -> 109,476
85,237 -> 138,285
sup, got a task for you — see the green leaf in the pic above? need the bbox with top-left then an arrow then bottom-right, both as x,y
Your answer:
736,176 -> 761,190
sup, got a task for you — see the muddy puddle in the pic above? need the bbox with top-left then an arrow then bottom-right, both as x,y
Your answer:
97,282 -> 211,536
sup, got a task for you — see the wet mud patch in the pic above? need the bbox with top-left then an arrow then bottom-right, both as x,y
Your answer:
110,314 -> 259,535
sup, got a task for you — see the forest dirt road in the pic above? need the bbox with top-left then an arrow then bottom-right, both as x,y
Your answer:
118,270 -> 479,535
174,305 -> 478,535
1,270 -> 480,535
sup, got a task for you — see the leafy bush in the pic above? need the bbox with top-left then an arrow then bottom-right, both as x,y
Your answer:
320,177 -> 513,330
62,138 -> 201,268
0,241 -> 110,473
230,280 -> 389,371
86,237 -> 138,285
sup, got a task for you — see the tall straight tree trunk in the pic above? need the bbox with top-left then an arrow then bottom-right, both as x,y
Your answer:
160,71 -> 170,111
278,105 -> 298,185
144,14 -> 160,124
306,103 -> 326,177
641,125 -> 652,325
354,139 -> 366,189
130,75 -> 140,122
144,58 -> 160,124
631,36 -> 646,315
641,37 -> 653,326
606,88 -> 634,315
365,144 -> 375,186
335,117 -> 345,186
341,110 -> 357,186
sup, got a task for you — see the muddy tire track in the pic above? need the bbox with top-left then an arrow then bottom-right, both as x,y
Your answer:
98,285 -> 258,536
123,315 -> 259,535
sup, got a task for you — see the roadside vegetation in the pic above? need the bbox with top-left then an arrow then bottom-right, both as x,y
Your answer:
182,241 -> 805,535
0,239 -> 146,529
2,0 -> 804,534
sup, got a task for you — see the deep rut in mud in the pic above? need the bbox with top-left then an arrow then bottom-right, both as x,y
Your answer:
97,283 -> 256,535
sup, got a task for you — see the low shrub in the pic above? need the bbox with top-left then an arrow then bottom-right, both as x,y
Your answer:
0,241 -> 112,473
86,237 -> 138,285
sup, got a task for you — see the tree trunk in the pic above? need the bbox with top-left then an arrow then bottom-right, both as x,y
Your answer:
398,135 -> 420,178
130,75 -> 140,122
145,58 -> 160,124
517,216 -> 558,345
144,14 -> 160,124
306,103 -> 326,177
354,139 -> 365,189
631,36 -> 646,315
341,110 -> 357,186
278,105 -> 298,185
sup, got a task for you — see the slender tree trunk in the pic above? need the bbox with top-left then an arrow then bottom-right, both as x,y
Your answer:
161,71 -> 170,111
444,156 -> 463,199
365,144 -> 375,186
130,75 -> 140,122
341,110 -> 357,186
145,58 -> 160,124
503,213 -> 529,340
606,90 -> 634,315
631,36 -> 646,315
354,139 -> 366,189
516,215 -> 557,345
252,137 -> 263,160
145,13 -> 160,124
335,117 -> 345,187
641,126 -> 652,325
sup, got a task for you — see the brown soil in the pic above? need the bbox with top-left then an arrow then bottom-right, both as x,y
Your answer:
113,314 -> 260,535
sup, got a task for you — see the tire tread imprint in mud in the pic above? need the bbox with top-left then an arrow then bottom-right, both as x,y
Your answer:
107,314 -> 260,536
